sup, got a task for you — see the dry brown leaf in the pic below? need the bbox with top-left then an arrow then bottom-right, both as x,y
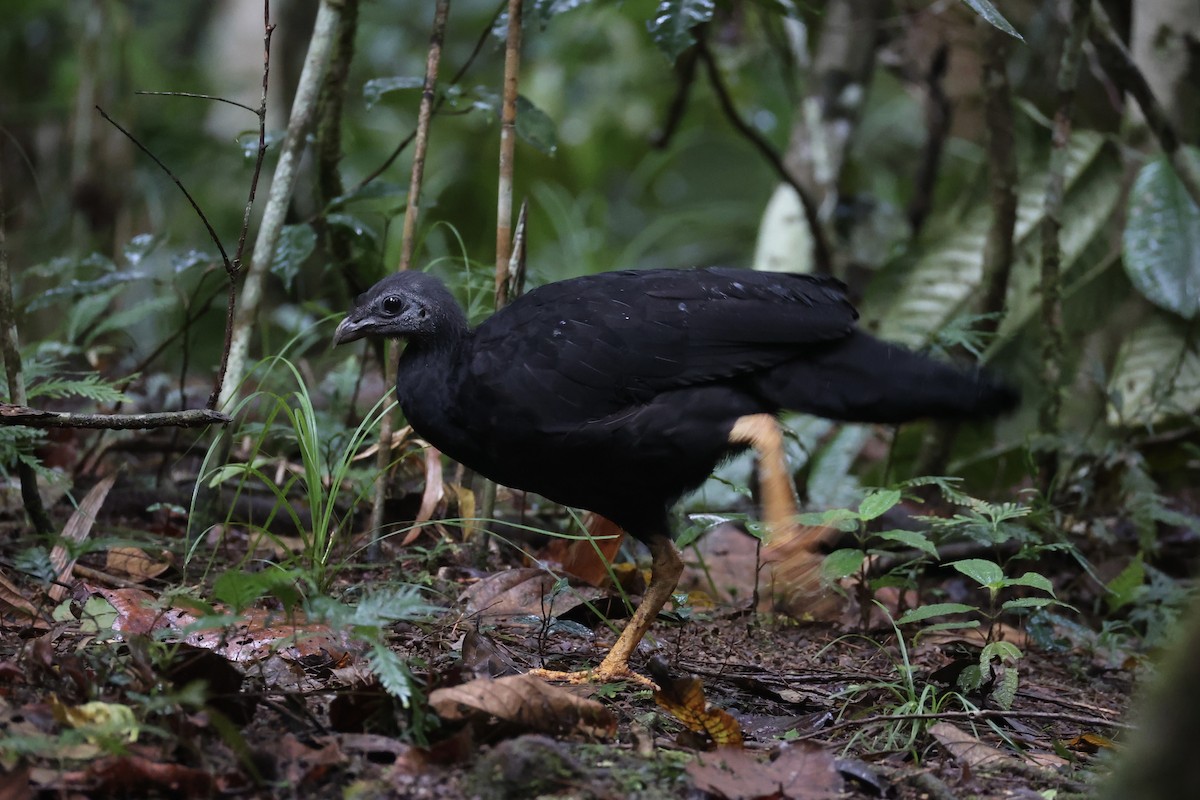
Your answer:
105,547 -> 173,582
429,674 -> 616,738
920,623 -> 1029,649
94,586 -> 351,663
547,514 -> 626,588
0,570 -> 48,626
49,474 -> 116,602
459,568 -> 608,619
687,743 -> 842,800
652,666 -> 744,747
930,721 -> 1013,769
1063,732 -> 1114,752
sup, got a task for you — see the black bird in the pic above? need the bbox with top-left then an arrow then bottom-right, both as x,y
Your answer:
334,267 -> 1016,682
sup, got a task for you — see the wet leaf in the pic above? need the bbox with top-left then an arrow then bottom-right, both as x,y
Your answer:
1123,148 -> 1200,319
515,95 -> 557,155
961,0 -> 1023,40
269,224 -> 316,292
648,0 -> 713,61
362,75 -> 424,109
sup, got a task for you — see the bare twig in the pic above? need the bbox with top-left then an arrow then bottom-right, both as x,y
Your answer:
651,48 -> 697,149
398,0 -> 450,272
367,0 -> 452,555
96,106 -> 232,272
315,0 -> 361,291
0,405 -> 230,429
1089,0 -> 1200,208
907,44 -> 951,235
349,0 -> 505,196
494,0 -> 522,308
210,9 -> 275,411
134,90 -> 259,115
695,34 -> 833,272
790,707 -> 1134,741
1039,0 -> 1091,489
477,0 -> 523,545
978,29 -> 1019,334
218,0 -> 342,411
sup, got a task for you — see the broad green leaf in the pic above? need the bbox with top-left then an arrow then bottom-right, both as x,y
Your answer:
1000,571 -> 1055,595
797,507 -> 862,531
961,0 -> 1023,40
875,529 -> 939,558
270,224 -> 317,292
1107,310 -> 1200,426
980,640 -> 1022,664
950,558 -> 1004,589
1123,148 -> 1200,319
858,489 -> 902,521
363,76 -> 425,109
648,0 -> 714,61
994,665 -> 1019,709
516,95 -> 558,155
821,548 -> 867,580
1105,555 -> 1145,612
896,602 -> 976,624
1002,597 -> 1055,611
915,620 -> 981,637
213,571 -> 270,612
89,296 -> 175,344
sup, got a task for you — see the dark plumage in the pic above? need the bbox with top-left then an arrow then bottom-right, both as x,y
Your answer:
334,267 -> 1017,683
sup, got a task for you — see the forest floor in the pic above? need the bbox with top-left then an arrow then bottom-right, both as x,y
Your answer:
0,470 -> 1158,799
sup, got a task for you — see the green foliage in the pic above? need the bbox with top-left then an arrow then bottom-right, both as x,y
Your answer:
1123,148 -> 1200,320
647,0 -> 714,60
269,224 -> 318,292
197,355 -> 396,591
309,586 -> 437,711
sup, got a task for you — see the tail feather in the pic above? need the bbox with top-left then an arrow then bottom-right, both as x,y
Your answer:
760,332 -> 1018,423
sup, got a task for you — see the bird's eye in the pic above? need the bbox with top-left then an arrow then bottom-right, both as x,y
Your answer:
382,296 -> 403,315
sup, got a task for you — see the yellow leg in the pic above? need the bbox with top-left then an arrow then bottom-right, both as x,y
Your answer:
728,414 -> 834,615
728,413 -> 796,544
531,535 -> 683,688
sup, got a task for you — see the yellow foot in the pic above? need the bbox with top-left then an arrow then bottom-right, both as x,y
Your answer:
528,666 -> 657,689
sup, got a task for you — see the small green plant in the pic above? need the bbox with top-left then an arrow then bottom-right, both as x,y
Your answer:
808,486 -> 941,627
827,605 -> 985,757
195,355 -> 394,591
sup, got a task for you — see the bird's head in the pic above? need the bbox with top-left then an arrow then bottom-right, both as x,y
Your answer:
333,271 -> 462,346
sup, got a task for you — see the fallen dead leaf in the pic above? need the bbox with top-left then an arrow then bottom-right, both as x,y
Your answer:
429,674 -> 616,739
105,547 -> 173,582
931,721 -> 1013,769
460,568 -> 609,620
49,474 -> 116,602
687,743 -> 842,800
545,514 -> 626,588
0,571 -> 48,627
651,660 -> 743,747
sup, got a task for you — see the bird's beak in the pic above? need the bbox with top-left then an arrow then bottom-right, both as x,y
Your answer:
332,315 -> 367,346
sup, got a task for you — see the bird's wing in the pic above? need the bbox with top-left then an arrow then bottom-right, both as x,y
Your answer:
468,268 -> 858,423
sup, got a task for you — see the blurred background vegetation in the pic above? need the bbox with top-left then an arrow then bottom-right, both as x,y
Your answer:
1,0 -> 1197,521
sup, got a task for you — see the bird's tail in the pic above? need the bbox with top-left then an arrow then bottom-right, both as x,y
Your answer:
762,331 -> 1018,424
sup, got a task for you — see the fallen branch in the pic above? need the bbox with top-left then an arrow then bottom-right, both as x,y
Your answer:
0,404 -> 229,429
